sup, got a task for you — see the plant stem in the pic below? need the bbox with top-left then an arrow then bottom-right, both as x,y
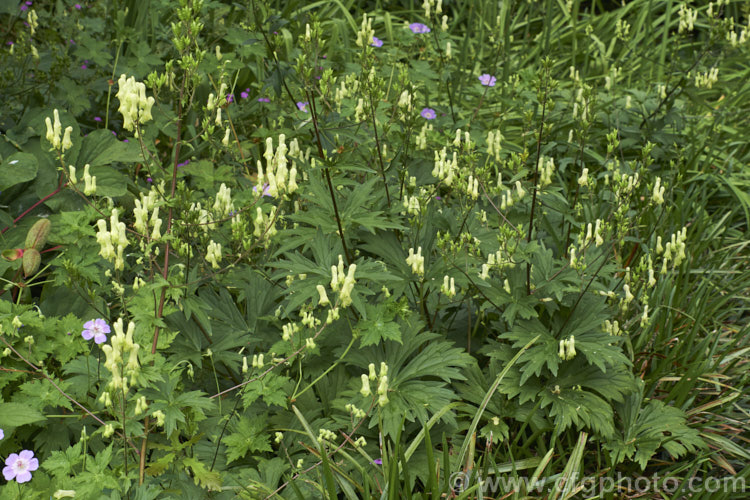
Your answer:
369,98 -> 391,207
527,68 -> 550,295
308,90 -> 352,265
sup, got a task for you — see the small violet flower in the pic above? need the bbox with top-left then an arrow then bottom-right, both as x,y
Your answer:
373,459 -> 383,465
479,74 -> 497,87
93,116 -> 102,122
82,318 -> 110,344
258,97 -> 270,103
240,88 -> 250,99
297,101 -> 309,112
177,159 -> 190,168
3,450 -> 39,484
226,93 -> 234,103
0,428 -> 4,440
371,37 -> 383,47
409,23 -> 430,34
420,108 -> 436,120
75,3 -> 82,9
253,183 -> 272,197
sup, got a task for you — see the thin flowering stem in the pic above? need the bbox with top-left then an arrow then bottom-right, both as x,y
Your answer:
207,73 -> 248,170
1,173 -> 66,235
140,60 -> 188,487
527,64 -> 551,295
428,27 -> 457,124
251,0 -> 298,109
151,71 -> 187,357
307,89 -> 353,266
368,98 -> 391,207
0,335 -> 141,454
104,41 -> 124,130
563,133 -> 588,257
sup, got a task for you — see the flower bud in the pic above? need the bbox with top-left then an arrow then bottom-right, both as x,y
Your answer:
360,374 -> 371,396
61,126 -> 73,152
316,285 -> 330,306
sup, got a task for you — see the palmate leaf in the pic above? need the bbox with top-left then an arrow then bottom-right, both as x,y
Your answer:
500,318 -> 559,383
183,456 -> 223,491
554,361 -> 633,403
241,373 -> 292,409
223,415 -> 272,463
541,387 -> 616,438
605,381 -> 704,468
288,174 -> 402,252
347,315 -> 473,436
269,254 -> 399,318
141,375 -> 214,437
497,345 -> 634,436
381,381 -> 459,436
42,441 -> 83,478
236,457 -> 289,495
497,361 -> 546,405
0,401 -> 47,430
357,302 -> 402,347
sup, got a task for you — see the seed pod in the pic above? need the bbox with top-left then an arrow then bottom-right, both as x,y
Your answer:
2,248 -> 24,261
25,219 -> 51,250
23,248 -> 41,277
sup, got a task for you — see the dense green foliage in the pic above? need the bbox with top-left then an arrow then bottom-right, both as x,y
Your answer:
1,0 -> 748,498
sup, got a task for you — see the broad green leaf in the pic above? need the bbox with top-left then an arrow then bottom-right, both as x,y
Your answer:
0,402 -> 47,429
78,129 -> 142,167
357,303 -> 402,347
0,153 -> 38,190
223,415 -> 272,463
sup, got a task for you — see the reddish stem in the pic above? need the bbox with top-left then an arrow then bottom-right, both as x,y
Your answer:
1,178 -> 67,234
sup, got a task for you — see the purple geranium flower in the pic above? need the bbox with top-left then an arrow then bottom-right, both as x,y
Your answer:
479,74 -> 497,87
177,159 -> 190,168
75,3 -> 81,9
94,116 -> 102,122
297,101 -> 309,112
82,318 -> 110,344
258,97 -> 270,103
373,459 -> 382,465
3,450 -> 39,483
226,93 -> 234,103
241,88 -> 250,99
371,37 -> 383,47
420,108 -> 436,120
409,23 -> 430,34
